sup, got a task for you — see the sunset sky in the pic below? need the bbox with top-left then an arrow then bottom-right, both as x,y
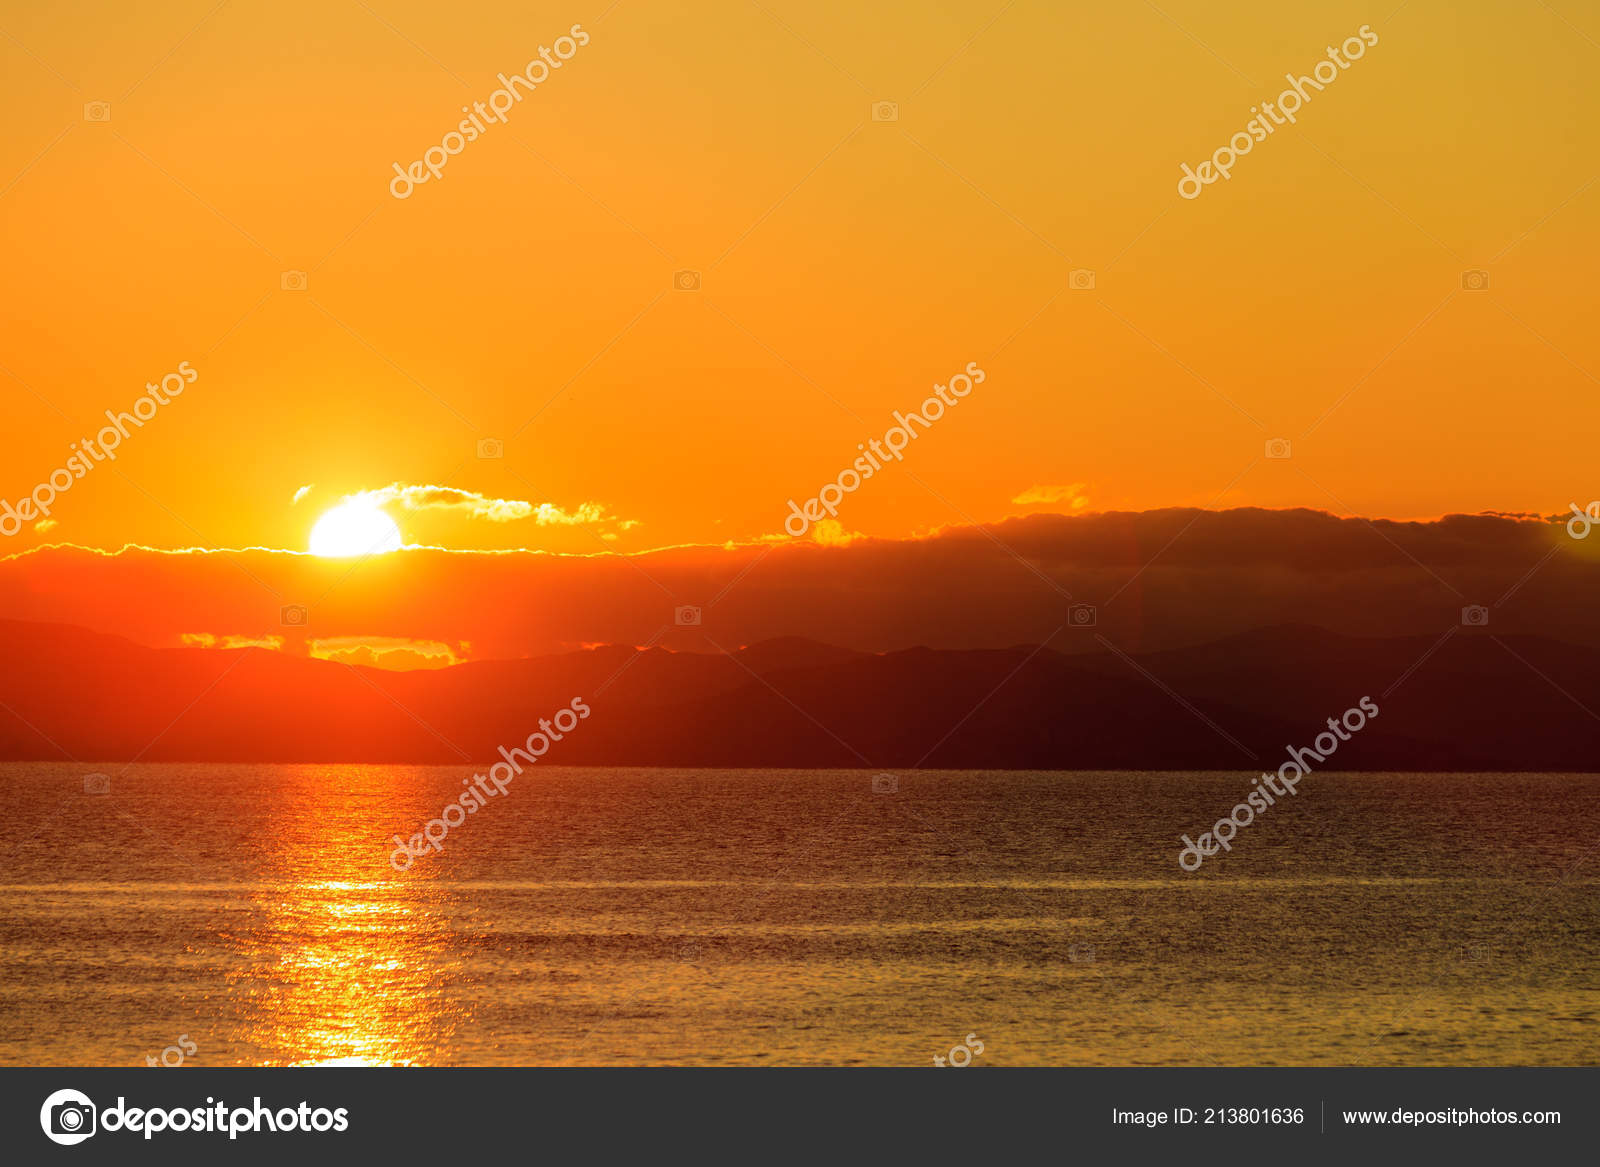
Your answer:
3,0 -> 1598,559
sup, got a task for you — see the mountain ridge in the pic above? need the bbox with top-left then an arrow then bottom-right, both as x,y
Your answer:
1,619 -> 1595,769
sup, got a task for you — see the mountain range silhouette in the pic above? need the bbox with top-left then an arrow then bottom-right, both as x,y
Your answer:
2,620 -> 1595,769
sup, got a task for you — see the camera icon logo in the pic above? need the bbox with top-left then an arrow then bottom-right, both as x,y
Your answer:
477,437 -> 504,459
1265,437 -> 1292,459
1068,603 -> 1097,627
1069,269 -> 1096,290
1462,269 -> 1489,291
674,270 -> 701,291
872,772 -> 898,794
675,605 -> 702,627
84,773 -> 110,795
1068,942 -> 1096,963
872,100 -> 899,122
281,270 -> 308,292
40,1088 -> 97,1145
281,604 -> 309,627
1462,605 -> 1489,627
83,102 -> 111,123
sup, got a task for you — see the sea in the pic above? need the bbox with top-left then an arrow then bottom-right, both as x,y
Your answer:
3,764 -> 1597,1066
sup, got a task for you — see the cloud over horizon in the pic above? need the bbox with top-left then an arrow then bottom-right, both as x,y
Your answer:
1013,483 -> 1090,509
1,507 -> 1593,662
299,482 -> 628,529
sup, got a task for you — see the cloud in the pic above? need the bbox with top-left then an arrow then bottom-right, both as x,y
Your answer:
292,485 -> 314,505
309,636 -> 464,670
344,483 -> 618,526
811,519 -> 862,547
180,632 -> 285,651
1013,483 -> 1089,509
1,508 -> 1593,660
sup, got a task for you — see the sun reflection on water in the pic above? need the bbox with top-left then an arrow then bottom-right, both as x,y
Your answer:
223,774 -> 472,1066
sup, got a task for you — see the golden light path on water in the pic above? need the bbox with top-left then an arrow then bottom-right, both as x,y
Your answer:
9,764 -> 1600,1067
223,770 -> 469,1066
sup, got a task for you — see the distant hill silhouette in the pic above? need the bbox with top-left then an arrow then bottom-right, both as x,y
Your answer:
1,620 -> 1596,769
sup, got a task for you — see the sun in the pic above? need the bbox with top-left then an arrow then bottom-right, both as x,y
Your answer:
309,500 -> 403,557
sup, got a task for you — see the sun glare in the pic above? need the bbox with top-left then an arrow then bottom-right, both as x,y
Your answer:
309,501 -> 403,558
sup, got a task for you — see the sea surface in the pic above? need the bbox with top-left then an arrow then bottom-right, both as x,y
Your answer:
3,764 -> 1598,1066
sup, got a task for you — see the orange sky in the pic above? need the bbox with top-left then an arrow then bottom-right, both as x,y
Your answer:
3,0 -> 1598,558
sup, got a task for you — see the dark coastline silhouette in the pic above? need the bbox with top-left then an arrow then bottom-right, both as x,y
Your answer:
3,620 -> 1595,770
